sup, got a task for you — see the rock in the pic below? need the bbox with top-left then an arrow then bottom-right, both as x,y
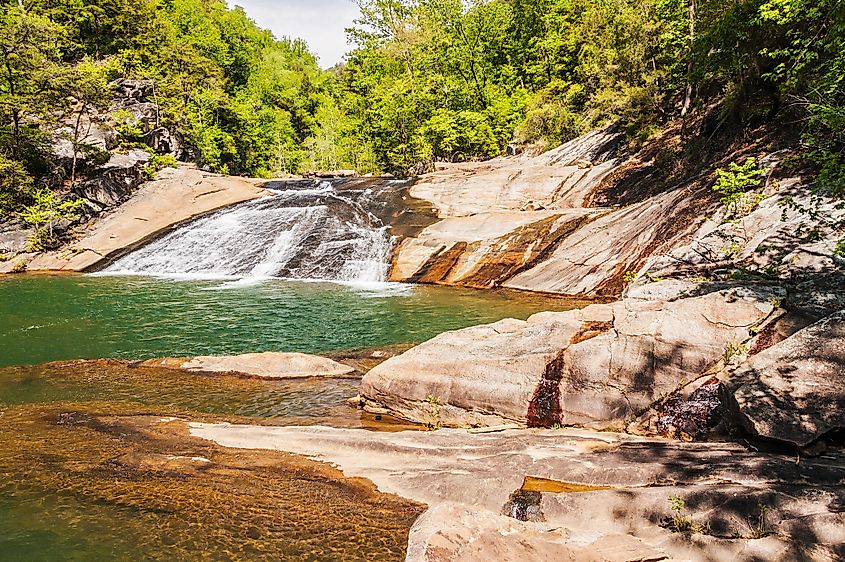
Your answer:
405,503 -> 672,562
648,178 -> 845,280
137,352 -> 356,379
111,78 -> 155,102
727,310 -> 845,447
50,112 -> 118,167
110,78 -> 160,134
411,127 -> 624,217
190,423 -> 845,562
145,127 -> 187,160
74,149 -> 150,207
629,377 -> 725,441
0,219 -> 32,254
388,209 -> 597,288
24,166 -> 267,272
503,186 -> 704,296
361,281 -> 780,428
316,169 -> 356,178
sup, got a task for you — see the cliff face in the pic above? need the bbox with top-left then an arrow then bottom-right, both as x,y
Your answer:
388,127 -> 844,298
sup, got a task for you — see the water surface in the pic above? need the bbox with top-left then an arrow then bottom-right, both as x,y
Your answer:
0,274 -> 580,367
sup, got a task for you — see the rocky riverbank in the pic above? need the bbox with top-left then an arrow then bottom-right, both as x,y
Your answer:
0,166 -> 268,274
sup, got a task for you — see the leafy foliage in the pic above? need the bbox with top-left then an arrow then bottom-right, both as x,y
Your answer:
20,188 -> 85,250
0,0 -> 843,187
713,158 -> 766,218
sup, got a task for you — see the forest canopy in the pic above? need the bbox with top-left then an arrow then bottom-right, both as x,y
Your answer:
0,0 -> 842,193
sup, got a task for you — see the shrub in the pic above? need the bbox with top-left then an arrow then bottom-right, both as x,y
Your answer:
713,158 -> 766,219
143,153 -> 179,180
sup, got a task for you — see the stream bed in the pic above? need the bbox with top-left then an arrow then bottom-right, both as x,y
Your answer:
0,274 -> 582,560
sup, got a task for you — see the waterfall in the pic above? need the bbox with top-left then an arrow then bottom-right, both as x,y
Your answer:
104,181 -> 397,283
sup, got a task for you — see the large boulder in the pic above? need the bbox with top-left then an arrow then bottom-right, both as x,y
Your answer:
361,281 -> 781,428
74,148 -> 150,208
727,310 -> 845,447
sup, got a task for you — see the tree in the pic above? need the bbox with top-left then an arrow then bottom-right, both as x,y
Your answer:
19,188 -> 85,250
0,6 -> 66,164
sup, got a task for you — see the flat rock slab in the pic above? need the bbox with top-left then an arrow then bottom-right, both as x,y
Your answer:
361,281 -> 779,428
20,166 -> 267,273
728,310 -> 845,447
189,423 -> 845,562
138,352 -> 356,379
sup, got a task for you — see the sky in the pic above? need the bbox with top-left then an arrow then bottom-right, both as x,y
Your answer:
229,0 -> 361,68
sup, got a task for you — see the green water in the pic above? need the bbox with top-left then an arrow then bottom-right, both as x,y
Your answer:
0,274 -> 578,560
0,275 -> 577,368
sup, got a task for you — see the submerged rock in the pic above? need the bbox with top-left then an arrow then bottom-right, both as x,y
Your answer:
138,352 -> 357,379
361,281 -> 780,428
727,310 -> 845,447
190,423 -> 845,562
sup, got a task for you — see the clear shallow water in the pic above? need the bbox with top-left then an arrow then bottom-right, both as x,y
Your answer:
0,274 -> 580,560
0,274 -> 580,368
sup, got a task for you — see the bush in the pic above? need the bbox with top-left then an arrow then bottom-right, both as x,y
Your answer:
143,153 -> 179,180
26,227 -> 62,252
713,158 -> 766,219
0,155 -> 35,216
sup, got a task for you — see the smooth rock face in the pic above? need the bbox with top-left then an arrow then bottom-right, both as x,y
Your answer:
138,352 -> 356,379
728,310 -> 845,447
504,187 -> 704,296
649,178 -> 845,279
410,128 -> 624,217
404,503 -> 671,562
361,281 -> 779,428
389,210 -> 597,288
190,423 -> 845,562
18,166 -> 267,273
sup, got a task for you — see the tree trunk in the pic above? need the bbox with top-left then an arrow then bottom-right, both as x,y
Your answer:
680,0 -> 696,118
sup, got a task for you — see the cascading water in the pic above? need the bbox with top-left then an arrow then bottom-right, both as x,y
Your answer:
104,181 -> 398,283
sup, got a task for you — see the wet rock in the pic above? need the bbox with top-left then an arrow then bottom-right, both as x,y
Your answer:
138,352 -> 357,380
389,210 -> 598,289
191,423 -> 845,562
361,281 -> 779,428
727,310 -> 845,447
24,166 -> 267,272
630,377 -> 725,441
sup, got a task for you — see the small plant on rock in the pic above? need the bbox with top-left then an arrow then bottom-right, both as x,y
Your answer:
143,153 -> 179,180
713,158 -> 766,219
723,341 -> 749,364
425,395 -> 442,431
9,259 -> 28,274
667,495 -> 711,535
835,239 -> 845,260
749,502 -> 774,539
623,270 -> 638,284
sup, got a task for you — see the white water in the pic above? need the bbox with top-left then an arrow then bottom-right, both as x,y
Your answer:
104,182 -> 395,283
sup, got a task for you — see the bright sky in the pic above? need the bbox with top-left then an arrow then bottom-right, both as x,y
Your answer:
229,0 -> 361,68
